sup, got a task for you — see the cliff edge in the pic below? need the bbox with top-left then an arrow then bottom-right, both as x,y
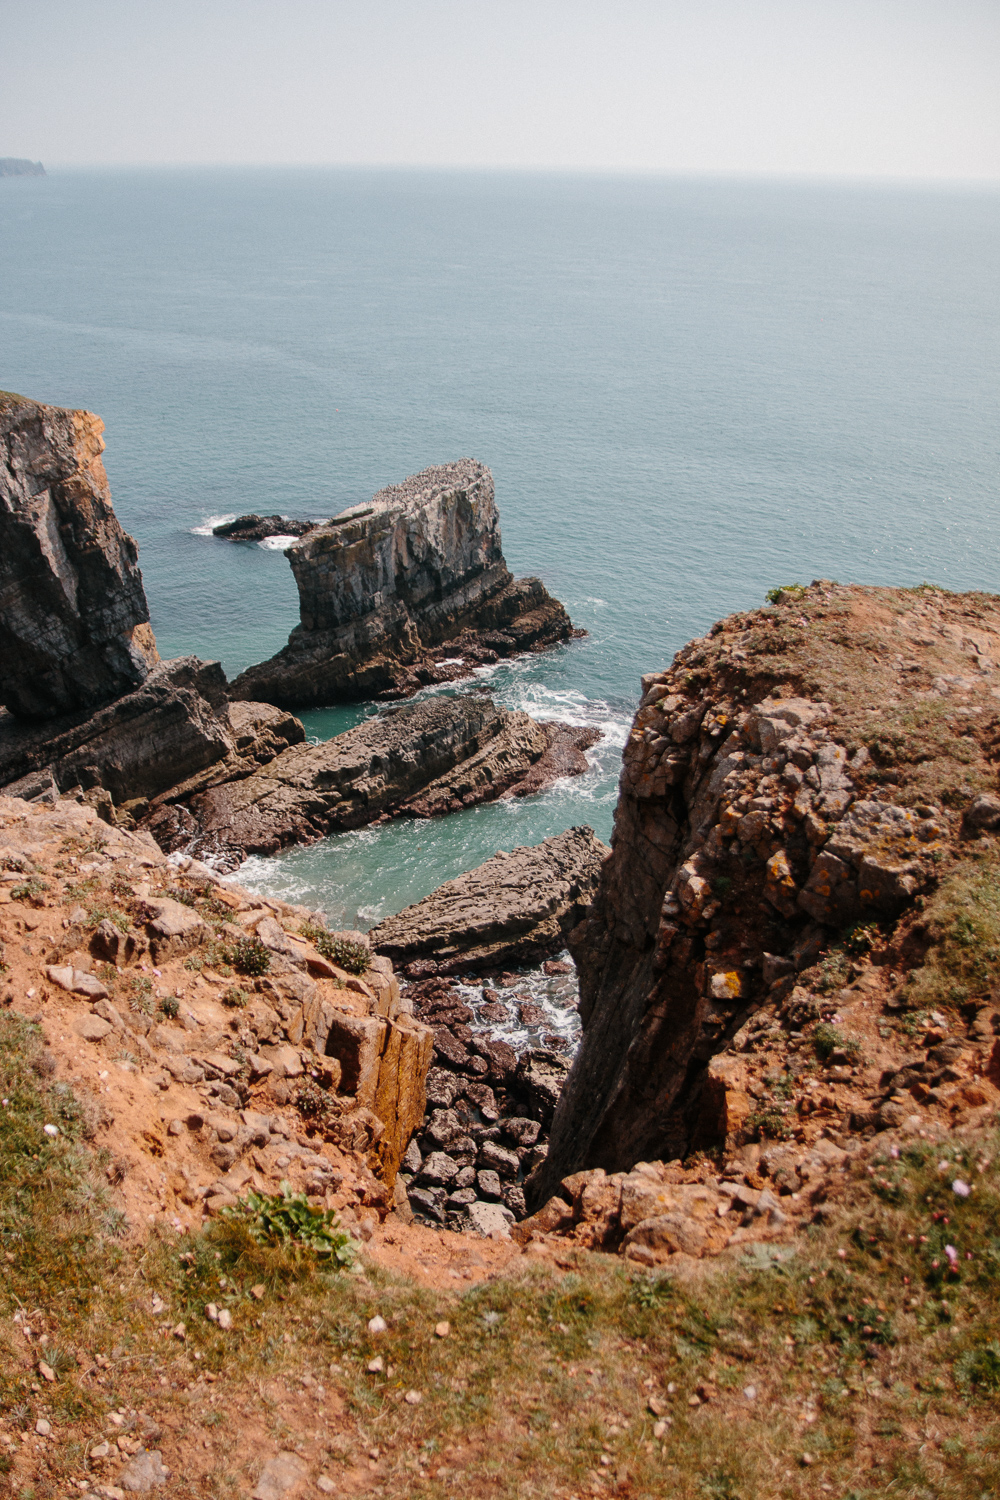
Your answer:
534,581 -> 1000,1202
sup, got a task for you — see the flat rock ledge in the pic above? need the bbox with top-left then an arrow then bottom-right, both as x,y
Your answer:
230,459 -> 578,709
144,694 -> 598,866
369,825 -> 610,977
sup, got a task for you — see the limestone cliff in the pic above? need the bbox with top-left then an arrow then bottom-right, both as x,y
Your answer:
0,392 -> 159,720
231,460 -> 575,708
533,582 -> 1000,1203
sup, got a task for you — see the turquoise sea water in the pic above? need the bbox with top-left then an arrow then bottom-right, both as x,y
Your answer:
2,168 -> 998,926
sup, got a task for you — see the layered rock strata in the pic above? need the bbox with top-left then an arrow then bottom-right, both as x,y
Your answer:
143,694 -> 598,865
0,658 -> 304,815
0,793 -> 431,1192
0,392 -> 159,719
370,824 -> 609,976
230,460 -> 575,708
533,582 -> 1000,1204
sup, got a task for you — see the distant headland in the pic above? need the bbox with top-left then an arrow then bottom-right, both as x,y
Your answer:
0,158 -> 45,177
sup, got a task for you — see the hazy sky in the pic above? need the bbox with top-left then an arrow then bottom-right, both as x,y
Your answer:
1,0 -> 997,179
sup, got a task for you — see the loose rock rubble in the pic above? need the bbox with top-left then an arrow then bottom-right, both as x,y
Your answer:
399,974 -> 573,1232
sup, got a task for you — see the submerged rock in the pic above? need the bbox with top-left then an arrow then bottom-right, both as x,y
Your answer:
369,824 -> 609,976
230,459 -> 576,708
0,392 -> 159,720
144,693 -> 596,862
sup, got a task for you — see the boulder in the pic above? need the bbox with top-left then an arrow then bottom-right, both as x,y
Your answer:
230,460 -> 575,708
322,1008 -> 434,1183
370,825 -> 609,975
465,1200 -> 515,1238
0,392 -> 158,721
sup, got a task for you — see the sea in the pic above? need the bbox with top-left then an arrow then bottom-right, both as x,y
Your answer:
2,168 -> 999,961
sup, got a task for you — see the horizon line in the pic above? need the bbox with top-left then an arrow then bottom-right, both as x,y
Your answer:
9,161 -> 1000,189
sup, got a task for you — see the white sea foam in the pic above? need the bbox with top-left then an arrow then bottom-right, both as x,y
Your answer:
190,513 -> 237,536
257,534 -> 299,550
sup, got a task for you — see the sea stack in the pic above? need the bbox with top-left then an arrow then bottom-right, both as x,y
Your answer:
230,459 -> 576,709
0,392 -> 160,720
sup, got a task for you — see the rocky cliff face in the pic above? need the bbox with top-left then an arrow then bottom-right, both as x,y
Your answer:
0,393 -> 159,720
231,460 -> 575,708
533,582 -> 1000,1204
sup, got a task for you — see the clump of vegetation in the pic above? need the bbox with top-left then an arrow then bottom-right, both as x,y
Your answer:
85,901 -> 131,934
904,846 -> 1000,1013
10,876 -> 46,903
746,1103 -> 793,1141
301,922 -> 370,974
225,936 -> 272,977
765,583 -> 808,605
813,1023 -> 862,1062
158,995 -> 179,1019
222,1183 -> 354,1266
222,985 -> 249,1009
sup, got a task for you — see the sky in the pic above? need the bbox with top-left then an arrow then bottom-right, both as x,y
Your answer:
1,0 -> 998,180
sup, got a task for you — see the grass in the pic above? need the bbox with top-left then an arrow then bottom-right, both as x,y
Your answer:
2,1010 -> 1000,1497
903,843 -> 1000,1013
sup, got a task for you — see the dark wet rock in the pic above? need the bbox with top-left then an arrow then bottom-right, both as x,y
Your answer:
230,460 -> 577,709
212,514 -> 315,542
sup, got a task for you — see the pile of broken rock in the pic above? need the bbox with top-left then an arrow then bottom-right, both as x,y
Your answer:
515,1136 -> 853,1266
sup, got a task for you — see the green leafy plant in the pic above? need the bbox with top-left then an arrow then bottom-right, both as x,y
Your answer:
225,936 -> 272,977
301,921 -> 370,974
813,1022 -> 862,1062
158,995 -> 179,1019
10,876 -> 46,902
765,583 -> 808,605
223,1182 -> 354,1265
222,985 -> 249,1009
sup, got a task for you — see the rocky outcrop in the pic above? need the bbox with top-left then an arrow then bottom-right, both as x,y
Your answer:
0,392 -> 159,720
213,514 -> 314,543
370,824 -> 609,976
533,582 -> 1000,1205
0,159 -> 45,177
143,694 -> 597,865
0,793 -> 431,1191
0,657 -> 304,815
230,460 -> 576,708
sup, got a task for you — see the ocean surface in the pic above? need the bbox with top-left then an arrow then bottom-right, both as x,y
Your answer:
2,167 -> 999,930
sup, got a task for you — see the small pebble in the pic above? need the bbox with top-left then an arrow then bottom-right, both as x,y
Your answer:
368,1315 -> 387,1334
653,1420 -> 669,1439
801,1453 -> 815,1466
367,1357 -> 384,1373
251,1284 -> 265,1300
217,1308 -> 232,1330
435,1321 -> 450,1338
404,1389 -> 422,1405
317,1479 -> 336,1495
43,1124 -> 59,1138
34,1419 -> 51,1437
744,1385 -> 757,1401
205,1304 -> 219,1323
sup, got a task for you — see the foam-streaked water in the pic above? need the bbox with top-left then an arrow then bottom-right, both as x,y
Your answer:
2,168 -> 998,923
